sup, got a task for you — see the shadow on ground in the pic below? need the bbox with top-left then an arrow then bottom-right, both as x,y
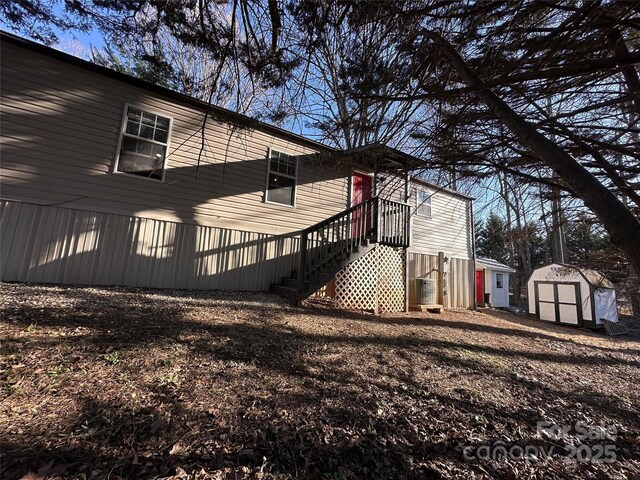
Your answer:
1,284 -> 639,479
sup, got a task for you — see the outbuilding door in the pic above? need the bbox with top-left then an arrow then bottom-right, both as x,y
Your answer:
534,281 -> 583,326
475,270 -> 484,304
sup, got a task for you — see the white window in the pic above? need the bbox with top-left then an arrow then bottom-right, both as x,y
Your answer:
496,273 -> 503,289
115,105 -> 171,181
265,150 -> 297,206
416,189 -> 432,218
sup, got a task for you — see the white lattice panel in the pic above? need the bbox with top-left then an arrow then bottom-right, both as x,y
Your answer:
377,246 -> 406,312
334,245 -> 405,313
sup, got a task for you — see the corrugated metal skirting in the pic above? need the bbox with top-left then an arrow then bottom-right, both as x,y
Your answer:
0,200 -> 299,291
408,252 -> 474,309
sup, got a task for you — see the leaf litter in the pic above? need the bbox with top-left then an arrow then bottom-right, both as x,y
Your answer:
0,283 -> 638,479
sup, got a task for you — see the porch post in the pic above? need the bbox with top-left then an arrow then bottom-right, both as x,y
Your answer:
373,157 -> 379,196
404,168 -> 410,312
437,251 -> 445,307
373,158 -> 379,314
404,169 -> 410,203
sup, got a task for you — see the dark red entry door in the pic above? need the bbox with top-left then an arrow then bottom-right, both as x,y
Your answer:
352,173 -> 373,238
475,270 -> 484,304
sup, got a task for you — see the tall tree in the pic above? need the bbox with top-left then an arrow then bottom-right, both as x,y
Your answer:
2,0 -> 639,271
285,2 -> 431,150
89,27 -> 270,115
476,214 -> 509,264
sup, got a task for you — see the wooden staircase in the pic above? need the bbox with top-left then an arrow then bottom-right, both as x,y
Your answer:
271,196 -> 410,304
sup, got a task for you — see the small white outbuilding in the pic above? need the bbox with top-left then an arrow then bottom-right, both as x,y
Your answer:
527,263 -> 618,328
475,257 -> 516,308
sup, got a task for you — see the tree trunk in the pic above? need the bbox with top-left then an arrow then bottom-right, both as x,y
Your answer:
426,31 -> 640,273
551,189 -> 567,263
606,27 -> 640,114
630,267 -> 640,321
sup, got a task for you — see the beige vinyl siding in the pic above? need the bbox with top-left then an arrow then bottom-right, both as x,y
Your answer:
376,173 -> 406,203
1,200 -> 298,291
1,41 -> 348,235
409,182 -> 473,259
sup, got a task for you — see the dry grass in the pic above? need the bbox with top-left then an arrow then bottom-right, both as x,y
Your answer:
1,283 -> 639,479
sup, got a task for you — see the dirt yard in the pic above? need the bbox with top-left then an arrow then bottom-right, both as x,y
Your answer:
1,283 -> 639,479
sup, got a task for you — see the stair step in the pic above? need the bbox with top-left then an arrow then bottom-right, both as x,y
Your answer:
271,285 -> 299,304
271,234 -> 379,306
309,247 -> 357,270
315,274 -> 333,285
281,277 -> 298,288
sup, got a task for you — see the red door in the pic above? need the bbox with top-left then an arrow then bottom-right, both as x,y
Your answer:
352,173 -> 373,238
475,270 -> 484,304
352,173 -> 373,205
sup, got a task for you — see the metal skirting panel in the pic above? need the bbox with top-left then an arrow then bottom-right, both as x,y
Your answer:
408,252 -> 474,309
449,257 -> 475,309
0,200 -> 299,291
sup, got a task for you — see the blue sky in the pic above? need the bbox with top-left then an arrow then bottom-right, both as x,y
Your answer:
1,2 -> 104,58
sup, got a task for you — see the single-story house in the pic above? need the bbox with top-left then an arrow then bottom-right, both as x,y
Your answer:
475,257 -> 515,308
0,31 -> 475,312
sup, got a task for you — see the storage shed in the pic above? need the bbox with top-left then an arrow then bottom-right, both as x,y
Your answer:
527,264 -> 618,328
475,257 -> 515,308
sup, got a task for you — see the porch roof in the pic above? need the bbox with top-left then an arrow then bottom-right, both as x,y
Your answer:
336,144 -> 426,172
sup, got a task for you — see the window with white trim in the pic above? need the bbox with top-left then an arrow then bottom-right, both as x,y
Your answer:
266,150 -> 297,206
115,106 -> 171,180
416,189 -> 432,218
496,273 -> 503,289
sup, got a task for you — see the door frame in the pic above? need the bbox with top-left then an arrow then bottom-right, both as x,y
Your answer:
534,281 -> 583,327
350,171 -> 374,240
475,269 -> 485,304
349,170 -> 374,207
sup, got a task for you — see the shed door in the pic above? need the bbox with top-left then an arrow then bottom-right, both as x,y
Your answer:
535,281 -> 582,326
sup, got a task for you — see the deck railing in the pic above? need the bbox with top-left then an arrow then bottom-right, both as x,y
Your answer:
297,196 -> 410,289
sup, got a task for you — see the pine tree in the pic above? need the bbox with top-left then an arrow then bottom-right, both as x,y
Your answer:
476,214 -> 508,264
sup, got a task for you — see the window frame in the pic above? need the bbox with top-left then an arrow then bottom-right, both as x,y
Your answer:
113,103 -> 173,183
263,148 -> 298,208
496,273 -> 504,289
415,188 -> 433,218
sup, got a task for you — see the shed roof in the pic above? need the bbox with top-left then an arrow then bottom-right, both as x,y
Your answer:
476,257 -> 516,273
578,268 -> 615,288
536,264 -> 615,289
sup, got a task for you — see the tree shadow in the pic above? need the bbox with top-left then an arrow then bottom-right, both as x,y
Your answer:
301,303 -> 640,355
2,286 -> 639,478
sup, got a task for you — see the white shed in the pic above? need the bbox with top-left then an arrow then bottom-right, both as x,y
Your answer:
527,263 -> 618,328
475,257 -> 515,308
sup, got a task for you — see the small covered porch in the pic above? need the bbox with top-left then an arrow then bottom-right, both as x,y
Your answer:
299,144 -> 426,312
